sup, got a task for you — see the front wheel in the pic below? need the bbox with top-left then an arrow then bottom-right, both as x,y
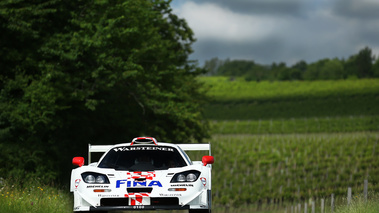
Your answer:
189,209 -> 211,213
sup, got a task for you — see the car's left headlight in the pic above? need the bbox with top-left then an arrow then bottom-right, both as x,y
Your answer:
170,170 -> 200,183
81,172 -> 110,184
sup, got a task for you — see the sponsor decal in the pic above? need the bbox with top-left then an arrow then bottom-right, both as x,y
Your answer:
87,185 -> 109,188
159,193 -> 182,197
113,146 -> 174,152
125,193 -> 150,206
98,194 -> 120,198
170,184 -> 194,187
200,177 -> 207,187
116,180 -> 162,188
75,179 -> 81,189
116,171 -> 162,188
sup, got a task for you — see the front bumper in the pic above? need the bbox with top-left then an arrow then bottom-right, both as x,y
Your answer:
88,205 -> 190,211
71,166 -> 212,212
73,190 -> 211,212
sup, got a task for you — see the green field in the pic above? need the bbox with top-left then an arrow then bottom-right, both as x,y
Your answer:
2,77 -> 379,212
210,116 -> 379,134
2,131 -> 379,213
208,133 -> 379,204
200,77 -> 379,102
198,77 -> 379,211
200,77 -> 379,121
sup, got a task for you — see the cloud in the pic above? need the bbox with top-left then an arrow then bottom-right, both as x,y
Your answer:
192,37 -> 284,64
331,0 -> 379,53
333,0 -> 379,20
172,0 -> 379,65
186,0 -> 305,17
176,1 -> 284,42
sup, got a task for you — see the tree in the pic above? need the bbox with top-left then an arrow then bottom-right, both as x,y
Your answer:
274,62 -> 297,81
343,55 -> 359,79
203,57 -> 223,76
303,59 -> 329,80
373,58 -> 379,78
355,46 -> 374,78
0,0 -> 209,181
290,60 -> 307,80
217,60 -> 256,76
292,60 -> 307,73
319,58 -> 344,80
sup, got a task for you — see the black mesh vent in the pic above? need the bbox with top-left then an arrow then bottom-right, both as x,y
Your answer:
101,198 -> 128,206
100,197 -> 179,206
127,187 -> 153,193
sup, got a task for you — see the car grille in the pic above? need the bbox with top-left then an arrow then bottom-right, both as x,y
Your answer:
101,198 -> 128,206
100,197 -> 179,206
127,187 -> 153,193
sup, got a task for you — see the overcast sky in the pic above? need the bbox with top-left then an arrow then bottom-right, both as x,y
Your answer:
171,0 -> 379,66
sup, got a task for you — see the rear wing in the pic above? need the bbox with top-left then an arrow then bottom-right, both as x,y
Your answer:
177,144 -> 211,154
88,144 -> 113,164
88,143 -> 211,164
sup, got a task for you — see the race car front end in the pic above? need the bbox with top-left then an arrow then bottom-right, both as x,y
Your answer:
70,138 -> 214,213
70,165 -> 212,212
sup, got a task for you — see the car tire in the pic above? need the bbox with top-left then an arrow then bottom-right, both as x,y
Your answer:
189,209 -> 211,213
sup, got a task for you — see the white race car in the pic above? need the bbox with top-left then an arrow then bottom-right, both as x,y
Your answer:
70,137 -> 214,213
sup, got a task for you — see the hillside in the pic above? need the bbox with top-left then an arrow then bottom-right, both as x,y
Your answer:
200,77 -> 379,121
197,77 -> 379,211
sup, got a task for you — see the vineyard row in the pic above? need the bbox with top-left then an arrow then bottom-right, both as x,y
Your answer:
184,133 -> 379,206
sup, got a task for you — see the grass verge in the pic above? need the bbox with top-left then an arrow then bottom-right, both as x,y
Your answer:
0,178 -> 72,213
335,192 -> 379,213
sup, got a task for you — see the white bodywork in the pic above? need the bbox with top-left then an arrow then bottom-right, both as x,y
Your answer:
70,141 -> 212,212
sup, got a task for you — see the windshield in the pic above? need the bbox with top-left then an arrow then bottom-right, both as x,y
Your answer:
98,145 -> 187,171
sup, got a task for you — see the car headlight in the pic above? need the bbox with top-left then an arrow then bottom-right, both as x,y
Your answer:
81,172 -> 110,184
85,175 -> 96,184
171,170 -> 200,183
186,173 -> 197,182
177,174 -> 186,182
96,175 -> 106,184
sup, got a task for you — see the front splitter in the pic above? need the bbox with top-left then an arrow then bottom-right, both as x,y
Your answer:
87,205 -> 190,211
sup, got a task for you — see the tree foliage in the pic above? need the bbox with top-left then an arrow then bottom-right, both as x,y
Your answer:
0,0 -> 208,181
204,46 -> 379,81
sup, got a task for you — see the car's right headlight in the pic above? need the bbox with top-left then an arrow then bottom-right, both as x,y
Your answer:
170,170 -> 200,183
81,172 -> 110,184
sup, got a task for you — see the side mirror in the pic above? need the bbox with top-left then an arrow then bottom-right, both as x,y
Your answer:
202,156 -> 214,166
72,157 -> 85,167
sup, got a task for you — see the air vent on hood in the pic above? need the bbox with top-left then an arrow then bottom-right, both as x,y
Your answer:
131,137 -> 158,145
